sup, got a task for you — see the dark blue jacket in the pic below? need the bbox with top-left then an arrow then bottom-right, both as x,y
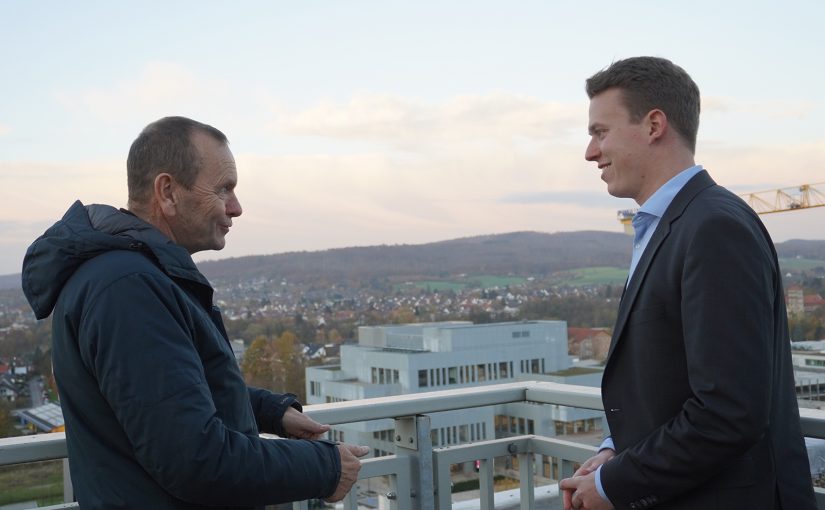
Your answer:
22,201 -> 341,509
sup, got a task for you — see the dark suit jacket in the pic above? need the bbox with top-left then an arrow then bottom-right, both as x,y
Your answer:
600,171 -> 816,509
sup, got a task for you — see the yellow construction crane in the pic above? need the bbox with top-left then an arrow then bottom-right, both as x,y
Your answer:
617,182 -> 825,234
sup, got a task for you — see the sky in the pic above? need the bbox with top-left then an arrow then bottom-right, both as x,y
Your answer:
2,1 -> 825,276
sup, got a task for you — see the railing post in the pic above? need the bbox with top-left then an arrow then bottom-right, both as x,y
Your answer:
341,490 -> 358,510
62,458 -> 74,503
394,415 -> 434,509
518,451 -> 534,510
478,457 -> 495,510
558,457 -> 576,479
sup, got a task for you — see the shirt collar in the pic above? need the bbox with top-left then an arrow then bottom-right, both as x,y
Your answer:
639,165 -> 704,219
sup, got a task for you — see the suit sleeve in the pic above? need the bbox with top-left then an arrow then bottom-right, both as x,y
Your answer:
601,210 -> 776,504
79,272 -> 341,506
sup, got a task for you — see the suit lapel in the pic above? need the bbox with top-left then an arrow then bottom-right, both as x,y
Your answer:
606,171 -> 717,363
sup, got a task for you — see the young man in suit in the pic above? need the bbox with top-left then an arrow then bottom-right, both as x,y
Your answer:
559,57 -> 816,509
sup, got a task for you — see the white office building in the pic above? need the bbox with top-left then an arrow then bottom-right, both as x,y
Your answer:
306,320 -> 605,476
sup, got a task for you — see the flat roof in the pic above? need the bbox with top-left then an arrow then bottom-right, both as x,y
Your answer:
546,367 -> 603,377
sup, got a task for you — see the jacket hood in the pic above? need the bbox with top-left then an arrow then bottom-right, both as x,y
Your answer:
22,200 -> 210,320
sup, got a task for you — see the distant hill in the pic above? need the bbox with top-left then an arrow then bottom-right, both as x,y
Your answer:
3,232 -> 825,290
197,232 -> 825,284
197,231 -> 633,283
0,274 -> 21,291
775,240 -> 825,260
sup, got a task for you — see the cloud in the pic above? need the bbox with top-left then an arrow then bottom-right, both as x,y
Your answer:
5,90 -> 825,274
0,160 -> 124,222
500,190 -> 615,207
703,96 -> 818,120
274,93 -> 584,149
54,62 -> 228,124
701,140 -> 825,191
0,124 -> 10,136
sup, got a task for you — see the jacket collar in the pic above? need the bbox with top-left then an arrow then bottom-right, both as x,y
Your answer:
22,200 -> 213,319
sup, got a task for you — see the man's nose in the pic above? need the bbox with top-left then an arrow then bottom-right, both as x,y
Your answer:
227,193 -> 242,217
584,138 -> 599,161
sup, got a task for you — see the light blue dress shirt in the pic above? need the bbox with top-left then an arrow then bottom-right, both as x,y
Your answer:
594,164 -> 704,503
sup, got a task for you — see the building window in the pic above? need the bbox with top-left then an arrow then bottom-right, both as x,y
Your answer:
418,370 -> 428,387
448,367 -> 457,384
499,362 -> 509,379
477,364 -> 487,382
521,330 -> 530,338
531,359 -> 540,374
393,369 -> 399,383
513,331 -> 521,338
309,381 -> 321,396
371,367 -> 378,383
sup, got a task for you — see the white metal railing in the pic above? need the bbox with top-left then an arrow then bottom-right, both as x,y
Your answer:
3,381 -> 825,509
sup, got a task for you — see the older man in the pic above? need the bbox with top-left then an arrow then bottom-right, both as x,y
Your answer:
22,116 -> 366,509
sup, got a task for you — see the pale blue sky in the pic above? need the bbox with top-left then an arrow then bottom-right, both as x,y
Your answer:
2,1 -> 824,274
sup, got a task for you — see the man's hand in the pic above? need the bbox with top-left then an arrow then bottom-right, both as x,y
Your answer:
560,449 -> 615,510
281,407 -> 330,439
559,471 -> 614,510
574,448 -> 615,477
324,443 -> 370,502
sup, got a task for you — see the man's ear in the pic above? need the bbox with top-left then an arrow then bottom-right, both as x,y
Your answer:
646,109 -> 667,143
154,173 -> 178,216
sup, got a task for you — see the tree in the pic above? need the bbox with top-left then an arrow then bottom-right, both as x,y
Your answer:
327,329 -> 343,344
241,336 -> 274,390
272,331 -> 306,400
0,399 -> 19,438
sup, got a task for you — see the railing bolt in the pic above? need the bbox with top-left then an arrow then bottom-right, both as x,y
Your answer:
386,492 -> 397,500
409,437 -> 414,444
507,443 -> 518,454
396,435 -> 401,441
410,490 -> 416,498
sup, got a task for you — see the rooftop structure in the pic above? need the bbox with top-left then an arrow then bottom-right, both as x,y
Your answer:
306,320 -> 605,470
14,402 -> 64,433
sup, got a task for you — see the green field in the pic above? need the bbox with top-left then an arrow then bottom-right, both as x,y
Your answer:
404,280 -> 467,291
0,460 -> 64,507
400,275 -> 526,292
393,259 -> 825,292
778,257 -> 825,272
552,267 -> 628,287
